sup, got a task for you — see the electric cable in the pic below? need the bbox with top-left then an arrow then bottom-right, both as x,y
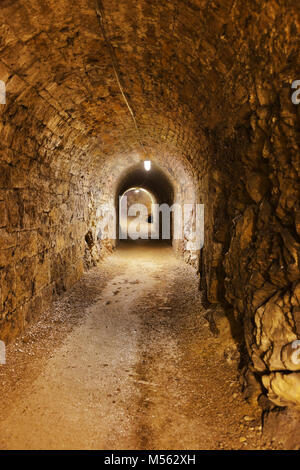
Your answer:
95,0 -> 147,159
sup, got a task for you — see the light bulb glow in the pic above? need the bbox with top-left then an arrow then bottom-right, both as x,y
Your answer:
144,160 -> 151,171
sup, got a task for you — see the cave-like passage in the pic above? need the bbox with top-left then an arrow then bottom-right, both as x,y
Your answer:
0,0 -> 299,451
0,156 -> 264,450
0,156 -> 262,450
119,186 -> 159,242
116,162 -> 174,246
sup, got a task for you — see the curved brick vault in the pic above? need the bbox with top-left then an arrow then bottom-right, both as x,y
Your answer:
0,0 -> 299,422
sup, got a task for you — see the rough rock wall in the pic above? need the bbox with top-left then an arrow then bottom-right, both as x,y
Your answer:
0,111 -> 96,340
222,80 -> 300,409
198,4 -> 300,412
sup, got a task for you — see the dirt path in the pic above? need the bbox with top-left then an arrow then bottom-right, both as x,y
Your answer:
0,243 -> 266,450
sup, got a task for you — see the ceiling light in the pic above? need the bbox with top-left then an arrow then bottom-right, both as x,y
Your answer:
144,160 -> 151,171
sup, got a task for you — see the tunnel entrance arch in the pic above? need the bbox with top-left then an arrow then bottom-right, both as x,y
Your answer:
115,162 -> 174,245
92,151 -> 201,268
119,186 -> 158,240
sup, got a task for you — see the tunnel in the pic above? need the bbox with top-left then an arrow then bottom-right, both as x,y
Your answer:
0,0 -> 299,451
116,162 -> 174,243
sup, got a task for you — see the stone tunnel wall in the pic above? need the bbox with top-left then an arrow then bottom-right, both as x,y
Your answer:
83,153 -> 201,269
0,107 -> 95,341
197,7 -> 300,408
222,82 -> 300,408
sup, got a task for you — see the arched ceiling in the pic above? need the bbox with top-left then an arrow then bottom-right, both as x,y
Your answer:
117,162 -> 174,205
0,0 -> 299,182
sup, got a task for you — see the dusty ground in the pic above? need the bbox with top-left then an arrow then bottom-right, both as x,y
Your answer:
0,242 -> 273,450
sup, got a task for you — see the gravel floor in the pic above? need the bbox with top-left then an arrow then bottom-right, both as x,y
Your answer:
0,242 -> 274,450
